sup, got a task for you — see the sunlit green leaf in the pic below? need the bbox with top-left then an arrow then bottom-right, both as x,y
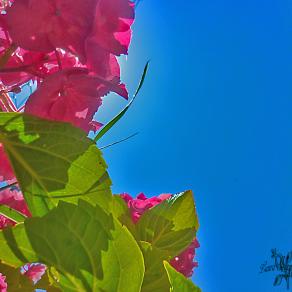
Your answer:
0,204 -> 27,223
164,261 -> 201,292
0,200 -> 145,291
0,113 -> 112,216
137,190 -> 199,250
136,191 -> 199,291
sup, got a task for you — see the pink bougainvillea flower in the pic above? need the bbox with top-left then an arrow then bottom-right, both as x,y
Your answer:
89,120 -> 103,132
120,192 -> 172,223
0,144 -> 14,182
87,0 -> 135,57
2,0 -> 133,101
25,68 -> 127,131
0,214 -> 13,230
21,263 -> 46,283
0,16 -> 83,88
0,23 -> 44,87
5,0 -> 96,56
4,0 -> 134,78
0,273 -> 7,292
170,238 -> 200,278
120,192 -> 199,277
0,186 -> 30,217
5,0 -> 134,58
84,0 -> 134,77
0,26 -> 40,87
0,48 -> 46,87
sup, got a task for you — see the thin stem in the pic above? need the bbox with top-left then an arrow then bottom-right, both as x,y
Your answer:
99,132 -> 139,150
0,99 -> 10,112
0,64 -> 32,73
0,181 -> 18,192
0,44 -> 17,69
0,90 -> 17,112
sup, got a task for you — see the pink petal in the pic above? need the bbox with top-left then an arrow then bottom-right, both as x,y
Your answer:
0,273 -> 7,292
22,263 -> 46,283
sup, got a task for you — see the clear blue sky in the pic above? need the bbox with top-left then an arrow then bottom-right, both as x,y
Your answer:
95,1 -> 292,291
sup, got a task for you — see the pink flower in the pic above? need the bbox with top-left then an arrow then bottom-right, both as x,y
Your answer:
87,0 -> 134,57
120,192 -> 171,223
84,0 -> 134,76
170,239 -> 200,278
0,273 -> 7,292
120,192 -> 199,278
0,214 -> 13,230
0,144 -> 14,182
0,186 -> 30,217
25,68 -> 127,132
5,0 -> 96,55
3,0 -> 134,85
5,0 -> 135,65
21,263 -> 46,283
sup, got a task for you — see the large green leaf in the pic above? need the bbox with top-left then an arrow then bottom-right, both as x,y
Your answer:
163,261 -> 201,292
136,191 -> 199,291
0,113 -> 112,216
111,195 -> 136,235
0,200 -> 145,291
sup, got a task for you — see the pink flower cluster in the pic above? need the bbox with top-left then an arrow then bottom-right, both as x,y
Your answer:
0,0 -> 135,181
0,1 -> 135,287
120,193 -> 199,278
121,192 -> 172,223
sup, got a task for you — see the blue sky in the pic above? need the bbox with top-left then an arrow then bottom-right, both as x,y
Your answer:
95,1 -> 292,291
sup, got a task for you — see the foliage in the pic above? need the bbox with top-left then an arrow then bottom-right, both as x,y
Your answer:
0,113 -> 112,217
117,191 -> 199,291
0,0 -> 201,291
164,261 -> 201,292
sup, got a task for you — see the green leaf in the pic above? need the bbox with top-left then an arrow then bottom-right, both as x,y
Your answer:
0,262 -> 61,291
163,261 -> 201,292
111,195 -> 136,235
0,204 -> 27,223
136,191 -> 199,291
94,61 -> 149,142
137,190 -> 199,254
0,200 -> 145,291
0,113 -> 112,216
